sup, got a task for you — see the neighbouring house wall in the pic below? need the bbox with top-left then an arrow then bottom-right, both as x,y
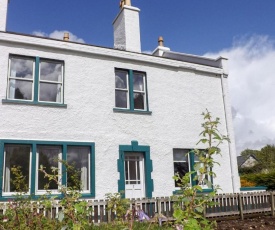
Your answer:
0,33 -> 240,198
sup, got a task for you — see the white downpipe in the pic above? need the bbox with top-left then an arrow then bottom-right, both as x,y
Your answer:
221,74 -> 236,193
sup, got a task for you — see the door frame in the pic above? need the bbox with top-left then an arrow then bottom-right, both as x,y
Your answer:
117,141 -> 153,198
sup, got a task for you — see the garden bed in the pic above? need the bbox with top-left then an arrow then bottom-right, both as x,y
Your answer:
216,216 -> 275,229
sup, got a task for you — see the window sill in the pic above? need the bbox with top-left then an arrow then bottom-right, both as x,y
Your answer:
240,186 -> 267,191
113,108 -> 152,115
2,99 -> 67,108
0,193 -> 95,201
173,188 -> 214,195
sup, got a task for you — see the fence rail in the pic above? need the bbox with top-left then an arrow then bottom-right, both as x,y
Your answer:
0,192 -> 274,223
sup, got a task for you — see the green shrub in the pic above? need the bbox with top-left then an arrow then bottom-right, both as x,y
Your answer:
242,171 -> 275,190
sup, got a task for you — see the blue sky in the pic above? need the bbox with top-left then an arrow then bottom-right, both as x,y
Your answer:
7,0 -> 275,55
6,0 -> 275,154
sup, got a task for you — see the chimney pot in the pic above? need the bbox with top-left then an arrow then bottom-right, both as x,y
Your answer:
119,0 -> 131,9
158,36 -> 164,47
63,32 -> 70,41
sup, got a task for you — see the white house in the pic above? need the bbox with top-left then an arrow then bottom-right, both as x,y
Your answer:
0,0 -> 240,200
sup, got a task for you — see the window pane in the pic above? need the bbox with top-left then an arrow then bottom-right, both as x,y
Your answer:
3,145 -> 30,193
174,162 -> 189,187
133,73 -> 144,91
115,71 -> 127,89
134,93 -> 144,110
173,149 -> 188,161
8,80 -> 33,100
40,61 -> 62,82
38,146 -> 60,190
129,160 -> 137,181
115,90 -> 128,108
125,161 -> 129,181
39,83 -> 62,102
67,146 -> 89,191
10,57 -> 34,79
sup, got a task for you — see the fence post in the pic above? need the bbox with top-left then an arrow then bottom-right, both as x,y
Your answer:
271,192 -> 275,217
157,198 -> 161,215
238,193 -> 244,220
107,201 -> 111,223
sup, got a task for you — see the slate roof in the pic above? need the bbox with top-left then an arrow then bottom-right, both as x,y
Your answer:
237,155 -> 258,167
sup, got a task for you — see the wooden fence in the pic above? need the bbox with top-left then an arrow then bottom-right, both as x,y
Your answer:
0,192 -> 274,223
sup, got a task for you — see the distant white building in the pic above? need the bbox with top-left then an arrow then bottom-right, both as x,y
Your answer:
0,0 -> 240,200
237,155 -> 259,168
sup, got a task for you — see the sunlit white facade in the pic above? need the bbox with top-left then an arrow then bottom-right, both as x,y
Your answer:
0,0 -> 240,200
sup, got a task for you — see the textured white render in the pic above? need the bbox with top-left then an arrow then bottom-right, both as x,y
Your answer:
0,32 -> 240,198
0,0 -> 8,31
113,5 -> 141,52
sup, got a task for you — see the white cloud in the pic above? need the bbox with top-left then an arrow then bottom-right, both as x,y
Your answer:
205,35 -> 275,154
32,30 -> 85,43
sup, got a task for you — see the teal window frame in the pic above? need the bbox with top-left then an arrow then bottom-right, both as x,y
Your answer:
0,140 -> 95,200
117,141 -> 154,198
173,149 -> 213,194
114,68 -> 151,114
2,54 -> 67,108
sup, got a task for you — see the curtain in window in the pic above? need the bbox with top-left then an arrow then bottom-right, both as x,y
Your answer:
3,145 -> 31,193
9,70 -> 16,99
67,146 -> 89,191
55,74 -> 62,102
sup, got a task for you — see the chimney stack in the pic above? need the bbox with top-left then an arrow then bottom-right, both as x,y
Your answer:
0,0 -> 9,31
152,36 -> 170,57
63,32 -> 70,41
113,1 -> 141,52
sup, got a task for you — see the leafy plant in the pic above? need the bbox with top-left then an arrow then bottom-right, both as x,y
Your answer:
105,192 -> 129,222
39,159 -> 92,229
173,109 -> 229,229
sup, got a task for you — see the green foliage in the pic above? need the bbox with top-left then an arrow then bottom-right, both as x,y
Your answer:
1,166 -> 62,229
238,162 -> 263,174
39,160 -> 92,229
172,109 -> 229,230
1,160 -> 92,229
240,145 -> 275,172
242,170 -> 275,190
11,165 -> 29,193
105,192 -> 130,221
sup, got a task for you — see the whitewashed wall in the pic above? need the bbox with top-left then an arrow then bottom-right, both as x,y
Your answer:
0,33 -> 240,198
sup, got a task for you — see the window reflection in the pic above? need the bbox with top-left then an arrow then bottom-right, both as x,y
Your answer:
40,62 -> 62,82
115,71 -> 127,89
7,56 -> 64,104
134,93 -> 144,110
173,149 -> 189,187
8,57 -> 34,100
133,73 -> 144,91
115,91 -> 128,108
115,70 -> 128,108
39,83 -> 62,102
38,146 -> 60,190
39,60 -> 63,103
67,146 -> 90,191
10,57 -> 34,79
3,145 -> 31,193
